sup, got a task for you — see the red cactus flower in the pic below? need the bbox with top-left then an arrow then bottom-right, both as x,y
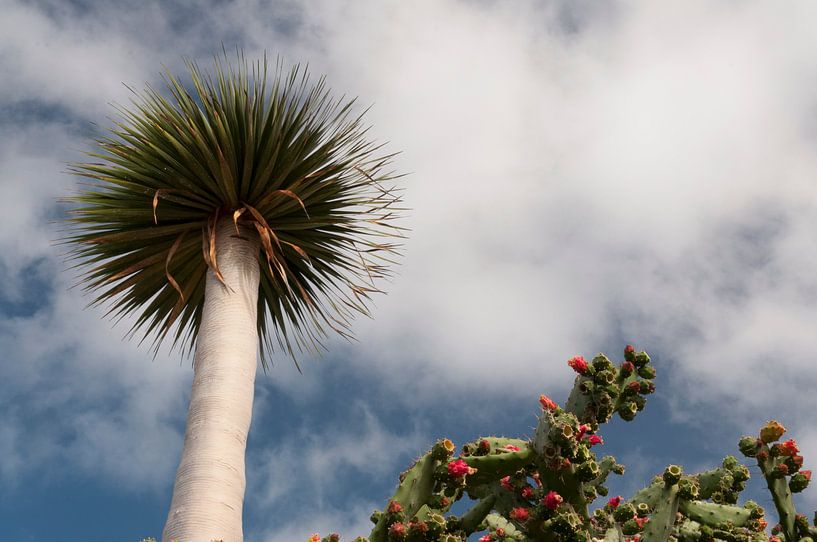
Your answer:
587,435 -> 604,446
801,470 -> 812,481
634,516 -> 649,529
755,518 -> 768,532
387,500 -> 403,514
780,439 -> 799,457
568,355 -> 589,374
504,444 -> 521,452
309,535 -> 321,542
539,394 -> 558,411
478,536 -> 493,542
496,528 -> 505,537
577,424 -> 590,440
509,507 -> 530,522
543,490 -> 563,510
608,496 -> 623,508
521,486 -> 534,499
500,475 -> 513,491
447,459 -> 476,478
388,522 -> 406,539
408,520 -> 428,534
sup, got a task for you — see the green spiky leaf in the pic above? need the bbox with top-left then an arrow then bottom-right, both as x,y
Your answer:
62,52 -> 406,368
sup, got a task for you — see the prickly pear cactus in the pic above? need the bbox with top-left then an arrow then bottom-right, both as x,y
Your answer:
308,346 -> 815,542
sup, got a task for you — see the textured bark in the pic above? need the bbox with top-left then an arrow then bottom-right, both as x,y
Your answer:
163,220 -> 260,542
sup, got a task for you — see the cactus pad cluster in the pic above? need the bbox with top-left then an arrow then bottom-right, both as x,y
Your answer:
307,346 -> 815,542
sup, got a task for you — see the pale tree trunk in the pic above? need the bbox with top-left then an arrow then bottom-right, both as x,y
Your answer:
163,219 -> 260,542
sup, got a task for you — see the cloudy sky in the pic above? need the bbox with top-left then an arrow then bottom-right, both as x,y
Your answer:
2,0 -> 817,540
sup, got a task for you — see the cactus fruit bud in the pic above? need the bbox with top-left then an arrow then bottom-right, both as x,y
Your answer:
624,345 -> 636,361
795,514 -> 810,535
739,436 -> 759,457
612,462 -> 626,475
620,361 -> 635,377
790,470 -> 811,493
636,365 -> 656,379
618,402 -> 638,421
613,503 -> 636,522
387,501 -> 403,515
663,465 -> 683,485
568,356 -> 590,374
633,351 -> 650,366
608,496 -> 623,508
577,460 -> 601,481
407,520 -> 428,537
779,439 -> 799,457
678,477 -> 700,499
621,519 -> 641,535
388,519 -> 406,540
543,491 -> 564,510
539,394 -> 558,411
592,354 -> 614,372
760,420 -> 786,443
509,507 -> 530,522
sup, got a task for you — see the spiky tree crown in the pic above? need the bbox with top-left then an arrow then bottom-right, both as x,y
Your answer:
65,54 -> 405,367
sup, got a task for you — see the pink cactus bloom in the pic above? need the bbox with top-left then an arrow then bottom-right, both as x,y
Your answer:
539,394 -> 558,411
634,516 -> 649,529
608,496 -> 623,508
447,459 -> 475,478
568,355 -> 589,374
801,470 -> 812,481
509,507 -> 530,522
577,424 -> 590,440
388,522 -> 406,538
504,444 -> 521,452
500,475 -> 513,491
543,490 -> 563,510
780,439 -> 800,457
496,528 -> 505,537
478,536 -> 493,542
521,486 -> 534,499
586,434 -> 604,446
387,500 -> 403,514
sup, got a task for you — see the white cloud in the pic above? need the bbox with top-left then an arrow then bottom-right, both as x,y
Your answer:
3,0 -> 817,537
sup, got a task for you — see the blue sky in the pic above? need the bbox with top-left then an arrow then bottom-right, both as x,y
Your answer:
1,1 -> 817,540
